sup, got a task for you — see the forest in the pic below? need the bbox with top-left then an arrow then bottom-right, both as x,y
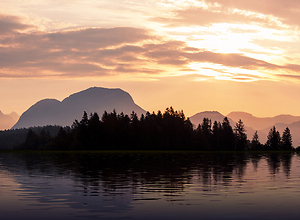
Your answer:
13,107 -> 294,151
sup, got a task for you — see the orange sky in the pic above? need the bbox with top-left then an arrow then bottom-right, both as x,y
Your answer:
1,0 -> 300,117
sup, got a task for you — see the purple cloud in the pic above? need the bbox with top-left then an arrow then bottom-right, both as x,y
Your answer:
0,14 -> 33,34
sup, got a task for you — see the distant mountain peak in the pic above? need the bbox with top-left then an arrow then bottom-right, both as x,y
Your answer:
193,111 -> 223,116
0,110 -> 19,130
228,111 -> 252,115
189,111 -> 230,127
201,111 -> 221,114
33,98 -> 61,105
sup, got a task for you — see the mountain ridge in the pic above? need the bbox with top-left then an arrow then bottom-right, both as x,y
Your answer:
12,87 -> 146,129
8,88 -> 300,147
227,111 -> 300,130
189,111 -> 261,144
189,111 -> 300,147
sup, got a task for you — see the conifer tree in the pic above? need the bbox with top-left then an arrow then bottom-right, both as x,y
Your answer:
281,127 -> 293,151
251,130 -> 261,150
220,117 -> 235,151
212,121 -> 221,150
234,119 -> 247,151
24,129 -> 39,150
266,126 -> 281,150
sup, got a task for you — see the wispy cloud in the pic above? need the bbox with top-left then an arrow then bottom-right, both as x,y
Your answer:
156,0 -> 300,28
155,7 -> 278,28
203,0 -> 300,27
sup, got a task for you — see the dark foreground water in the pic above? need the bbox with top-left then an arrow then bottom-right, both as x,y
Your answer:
0,151 -> 300,220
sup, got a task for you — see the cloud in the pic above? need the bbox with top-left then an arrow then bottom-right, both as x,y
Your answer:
188,51 -> 300,76
0,23 -> 156,77
0,14 -> 33,34
44,27 -> 151,50
155,7 -> 272,28
203,0 -> 300,27
277,74 -> 300,80
1,13 -> 300,81
144,41 -> 189,66
229,28 -> 260,34
153,0 -> 300,29
187,51 -> 278,69
1,27 -> 151,50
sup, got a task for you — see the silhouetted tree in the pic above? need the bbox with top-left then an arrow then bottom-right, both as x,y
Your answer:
39,129 -> 51,150
23,129 -> 39,150
20,107 -> 297,152
266,126 -> 281,150
251,130 -> 262,150
281,127 -> 293,151
212,121 -> 222,150
88,112 -> 104,150
81,111 -> 89,127
234,119 -> 247,151
53,127 -> 70,150
201,118 -> 212,148
194,124 -> 207,150
220,117 -> 235,151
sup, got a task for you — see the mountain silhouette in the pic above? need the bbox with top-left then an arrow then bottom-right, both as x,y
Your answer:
0,111 -> 19,130
227,112 -> 300,131
190,111 -> 265,145
227,111 -> 300,145
12,87 -> 146,129
190,111 -> 235,127
260,121 -> 300,147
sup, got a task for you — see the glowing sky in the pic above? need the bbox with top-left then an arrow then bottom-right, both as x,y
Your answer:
1,0 -> 300,117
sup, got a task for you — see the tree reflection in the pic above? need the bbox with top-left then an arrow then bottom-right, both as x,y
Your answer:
0,151 -> 295,195
281,153 -> 293,178
265,153 -> 293,177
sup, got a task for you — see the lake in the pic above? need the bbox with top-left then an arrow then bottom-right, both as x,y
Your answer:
0,151 -> 299,220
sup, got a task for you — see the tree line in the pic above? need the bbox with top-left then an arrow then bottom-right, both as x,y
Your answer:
0,126 -> 63,150
17,107 -> 294,151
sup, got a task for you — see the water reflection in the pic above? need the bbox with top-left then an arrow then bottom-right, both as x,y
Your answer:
0,151 -> 299,219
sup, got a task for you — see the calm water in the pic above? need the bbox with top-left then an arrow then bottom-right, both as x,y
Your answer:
0,151 -> 300,220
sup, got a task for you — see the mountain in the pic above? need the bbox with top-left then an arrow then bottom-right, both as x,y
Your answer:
189,111 -> 265,145
227,112 -> 300,131
0,111 -> 19,130
12,87 -> 146,129
226,111 -> 300,146
261,121 -> 300,148
189,111 -> 235,127
190,110 -> 300,147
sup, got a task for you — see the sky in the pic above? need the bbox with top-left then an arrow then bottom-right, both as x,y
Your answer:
1,0 -> 300,117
